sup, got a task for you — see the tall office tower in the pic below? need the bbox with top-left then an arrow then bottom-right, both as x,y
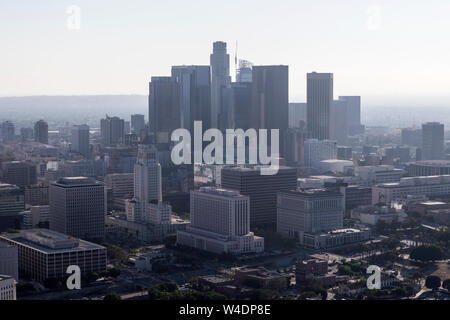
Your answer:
251,65 -> 289,156
134,144 -> 162,204
422,122 -> 444,160
1,161 -> 37,188
331,100 -> 348,145
339,96 -> 363,135
131,114 -> 145,136
171,65 -> 211,131
401,128 -> 422,147
219,82 -> 251,131
236,59 -> 253,83
210,41 -> 231,128
303,139 -> 338,168
70,124 -> 90,157
221,166 -> 297,227
0,183 -> 24,232
1,121 -> 15,144
49,177 -> 106,242
307,72 -> 333,140
34,120 -> 48,144
0,242 -> 18,281
148,76 -> 181,145
177,187 -> 264,254
277,189 -> 344,241
289,103 -> 307,128
100,116 -> 125,147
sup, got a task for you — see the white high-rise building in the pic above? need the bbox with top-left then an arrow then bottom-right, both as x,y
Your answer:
177,187 -> 264,255
210,41 -> 231,128
71,124 -> 90,157
134,144 -> 162,204
126,144 -> 163,223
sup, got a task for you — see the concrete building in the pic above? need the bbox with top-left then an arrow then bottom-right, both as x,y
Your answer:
1,121 -> 15,144
0,183 -> 24,232
295,259 -> 332,285
106,214 -> 188,243
177,187 -> 264,255
303,228 -> 370,249
210,41 -> 231,128
221,166 -> 297,227
34,120 -> 48,144
0,229 -> 106,283
304,139 -> 337,168
277,189 -> 344,241
60,159 -> 105,178
234,267 -> 287,289
307,72 -> 333,140
319,159 -> 353,174
355,165 -> 404,185
406,160 -> 450,177
341,185 -> 373,211
50,177 -> 106,242
337,146 -> 353,160
0,242 -> 18,281
1,161 -> 37,188
70,124 -> 90,157
24,185 -> 49,205
422,122 -> 444,160
0,275 -> 16,300
372,175 -> 450,205
350,205 -> 407,225
104,173 -> 134,200
100,115 -> 125,147
148,201 -> 172,225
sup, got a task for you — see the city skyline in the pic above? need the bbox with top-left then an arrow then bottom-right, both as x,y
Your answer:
2,0 -> 450,107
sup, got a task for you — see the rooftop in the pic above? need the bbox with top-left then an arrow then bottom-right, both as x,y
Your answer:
0,229 -> 105,254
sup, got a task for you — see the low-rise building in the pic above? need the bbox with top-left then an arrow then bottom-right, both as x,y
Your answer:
372,175 -> 450,205
0,229 -> 106,283
234,267 -> 287,290
350,205 -> 407,225
303,228 -> 371,249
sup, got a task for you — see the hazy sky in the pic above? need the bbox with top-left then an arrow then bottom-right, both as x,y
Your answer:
1,0 -> 450,105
